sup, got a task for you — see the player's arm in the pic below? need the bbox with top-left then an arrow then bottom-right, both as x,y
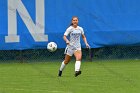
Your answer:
63,27 -> 71,45
82,34 -> 90,48
63,35 -> 70,45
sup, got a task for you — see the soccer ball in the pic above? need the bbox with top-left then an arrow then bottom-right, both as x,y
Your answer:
47,42 -> 57,52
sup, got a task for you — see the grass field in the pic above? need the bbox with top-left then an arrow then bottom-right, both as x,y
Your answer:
0,59 -> 140,93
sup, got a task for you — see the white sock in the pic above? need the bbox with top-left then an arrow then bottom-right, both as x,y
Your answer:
59,61 -> 66,71
75,61 -> 81,71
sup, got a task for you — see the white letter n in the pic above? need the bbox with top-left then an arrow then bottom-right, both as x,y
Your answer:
5,0 -> 48,43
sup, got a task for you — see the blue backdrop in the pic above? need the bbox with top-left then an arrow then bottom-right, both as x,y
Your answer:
0,0 -> 140,50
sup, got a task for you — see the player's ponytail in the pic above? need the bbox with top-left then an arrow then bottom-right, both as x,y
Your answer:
70,23 -> 73,26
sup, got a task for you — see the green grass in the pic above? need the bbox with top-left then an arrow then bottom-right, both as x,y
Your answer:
0,59 -> 140,93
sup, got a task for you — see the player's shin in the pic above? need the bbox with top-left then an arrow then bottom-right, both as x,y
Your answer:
75,61 -> 81,77
75,61 -> 81,71
58,61 -> 66,77
59,61 -> 66,71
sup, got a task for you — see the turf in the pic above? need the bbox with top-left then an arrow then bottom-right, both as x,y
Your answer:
0,59 -> 140,93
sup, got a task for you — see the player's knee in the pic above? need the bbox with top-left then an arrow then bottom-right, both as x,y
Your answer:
64,60 -> 70,64
76,57 -> 81,61
77,55 -> 82,60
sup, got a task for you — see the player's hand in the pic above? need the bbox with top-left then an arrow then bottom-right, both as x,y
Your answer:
86,43 -> 90,49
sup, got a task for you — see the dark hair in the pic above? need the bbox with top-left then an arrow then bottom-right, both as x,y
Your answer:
70,16 -> 78,26
70,23 -> 73,26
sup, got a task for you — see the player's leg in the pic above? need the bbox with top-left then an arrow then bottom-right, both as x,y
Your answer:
58,47 -> 73,77
58,55 -> 71,77
74,50 -> 82,77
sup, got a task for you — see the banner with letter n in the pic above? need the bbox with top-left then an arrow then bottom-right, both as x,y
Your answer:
0,0 -> 140,50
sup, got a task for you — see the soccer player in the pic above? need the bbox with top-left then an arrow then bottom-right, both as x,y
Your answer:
58,16 -> 90,77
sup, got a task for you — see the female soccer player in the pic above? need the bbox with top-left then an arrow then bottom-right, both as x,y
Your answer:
58,16 -> 90,77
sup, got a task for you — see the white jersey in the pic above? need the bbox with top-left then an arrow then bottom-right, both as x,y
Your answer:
64,26 -> 84,49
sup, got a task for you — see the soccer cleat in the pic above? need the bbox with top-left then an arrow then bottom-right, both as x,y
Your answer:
58,70 -> 62,77
75,71 -> 81,77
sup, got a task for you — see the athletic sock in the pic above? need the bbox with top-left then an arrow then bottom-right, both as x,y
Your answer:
75,61 -> 81,71
59,61 -> 66,71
